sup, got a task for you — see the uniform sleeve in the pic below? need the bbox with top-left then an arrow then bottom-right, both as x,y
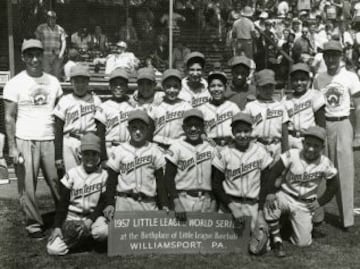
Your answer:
3,80 -> 19,103
324,157 -> 338,180
165,143 -> 180,165
106,146 -> 121,172
260,146 -> 273,169
60,172 -> 74,189
348,72 -> 360,96
151,145 -> 166,169
280,149 -> 293,169
311,90 -> 326,112
212,148 -> 226,172
53,96 -> 67,120
93,95 -> 106,125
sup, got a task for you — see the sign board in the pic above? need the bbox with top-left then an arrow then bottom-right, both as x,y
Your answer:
108,211 -> 251,256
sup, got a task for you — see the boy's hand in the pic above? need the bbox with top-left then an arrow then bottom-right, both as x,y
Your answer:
174,198 -> 187,222
83,218 -> 93,231
48,227 -> 63,243
306,199 -> 320,212
103,205 -> 115,220
265,194 -> 278,211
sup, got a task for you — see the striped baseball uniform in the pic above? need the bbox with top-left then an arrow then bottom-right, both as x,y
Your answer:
150,100 -> 192,146
179,77 -> 211,108
264,149 -> 337,246
53,93 -> 106,170
166,139 -> 217,212
107,141 -> 166,211
244,100 -> 289,160
282,90 -> 325,149
96,99 -> 134,158
212,142 -> 272,230
199,100 -> 240,139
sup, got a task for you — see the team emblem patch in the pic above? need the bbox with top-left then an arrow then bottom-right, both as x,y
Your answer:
324,83 -> 344,108
29,85 -> 49,105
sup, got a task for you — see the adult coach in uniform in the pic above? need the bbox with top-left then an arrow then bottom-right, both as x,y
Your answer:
313,40 -> 360,231
4,39 -> 62,239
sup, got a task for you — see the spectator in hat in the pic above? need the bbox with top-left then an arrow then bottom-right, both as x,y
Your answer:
104,41 -> 139,75
293,26 -> 315,63
231,6 -> 257,58
277,0 -> 290,18
35,10 -> 67,79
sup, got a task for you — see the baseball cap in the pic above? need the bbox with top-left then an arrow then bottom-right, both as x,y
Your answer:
80,133 -> 101,153
162,69 -> 182,83
231,112 -> 253,126
241,6 -> 254,17
116,41 -> 127,48
290,63 -> 311,75
323,40 -> 342,53
183,109 -> 204,122
259,11 -> 269,19
208,71 -> 227,85
228,55 -> 251,69
109,68 -> 129,81
184,52 -> 205,68
137,67 -> 156,82
46,10 -> 57,17
303,126 -> 326,142
70,64 -> 90,78
255,69 -> 276,86
127,110 -> 151,125
21,39 -> 43,52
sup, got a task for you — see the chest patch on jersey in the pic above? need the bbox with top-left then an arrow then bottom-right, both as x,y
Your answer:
71,182 -> 105,199
119,155 -> 153,174
177,151 -> 212,171
225,160 -> 262,181
287,171 -> 325,183
323,83 -> 345,108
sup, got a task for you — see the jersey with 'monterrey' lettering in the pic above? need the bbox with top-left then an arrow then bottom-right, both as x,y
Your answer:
244,100 -> 289,139
212,142 -> 272,199
280,149 -> 337,199
179,77 -> 210,108
61,165 -> 107,219
107,141 -> 166,197
166,139 -> 217,191
53,93 -> 105,134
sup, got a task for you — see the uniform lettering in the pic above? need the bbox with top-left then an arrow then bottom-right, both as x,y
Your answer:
156,110 -> 185,128
107,116 -> 119,129
178,151 -> 212,170
80,104 -> 96,116
266,109 -> 283,119
66,110 -> 79,123
287,171 -> 325,183
71,182 -> 105,199
119,155 -> 153,174
288,101 -> 312,117
192,97 -> 210,107
253,113 -> 262,125
225,160 -> 262,180
207,112 -> 233,130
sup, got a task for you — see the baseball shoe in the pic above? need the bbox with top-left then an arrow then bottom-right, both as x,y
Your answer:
28,231 -> 45,241
273,242 -> 286,258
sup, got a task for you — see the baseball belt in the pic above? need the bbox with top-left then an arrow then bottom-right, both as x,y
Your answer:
288,130 -> 303,138
178,189 -> 214,199
257,137 -> 281,145
212,136 -> 233,146
282,189 -> 317,203
325,116 -> 348,122
116,191 -> 155,202
229,195 -> 258,205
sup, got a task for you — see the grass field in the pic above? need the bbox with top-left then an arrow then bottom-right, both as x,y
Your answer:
1,152 -> 360,269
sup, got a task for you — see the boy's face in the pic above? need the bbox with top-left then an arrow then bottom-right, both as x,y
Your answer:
163,77 -> 181,101
82,150 -> 100,173
23,49 -> 43,77
72,76 -> 89,97
302,136 -> 324,162
128,120 -> 149,143
291,71 -> 309,95
232,64 -> 249,87
257,83 -> 274,100
187,62 -> 203,83
110,77 -> 128,99
209,78 -> 225,101
183,117 -> 204,142
138,79 -> 155,99
323,51 -> 341,73
232,122 -> 252,148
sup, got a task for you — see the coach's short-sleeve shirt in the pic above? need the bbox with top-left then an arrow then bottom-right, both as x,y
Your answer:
3,71 -> 63,140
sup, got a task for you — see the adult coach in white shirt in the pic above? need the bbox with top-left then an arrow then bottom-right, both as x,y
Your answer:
4,39 -> 63,239
313,40 -> 360,231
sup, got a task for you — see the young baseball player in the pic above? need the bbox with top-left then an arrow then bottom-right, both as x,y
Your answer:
96,68 -> 134,159
103,110 -> 168,216
244,69 -> 289,162
53,64 -> 106,171
199,71 -> 240,147
283,63 -> 325,149
164,109 -> 218,221
178,52 -> 211,109
264,126 -> 337,257
150,69 -> 192,148
47,133 -> 108,255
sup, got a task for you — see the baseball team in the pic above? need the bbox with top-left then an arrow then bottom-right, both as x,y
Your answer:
3,37 -> 360,258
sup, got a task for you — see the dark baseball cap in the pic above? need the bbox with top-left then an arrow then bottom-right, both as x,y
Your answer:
162,69 -> 182,83
80,133 -> 101,153
21,39 -> 43,52
183,109 -> 204,122
303,126 -> 326,142
323,40 -> 342,53
137,67 -> 156,82
109,68 -> 129,81
231,112 -> 253,126
208,71 -> 227,85
290,63 -> 311,75
70,64 -> 90,78
184,52 -> 205,68
228,55 -> 251,69
127,110 -> 151,125
255,69 -> 276,86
